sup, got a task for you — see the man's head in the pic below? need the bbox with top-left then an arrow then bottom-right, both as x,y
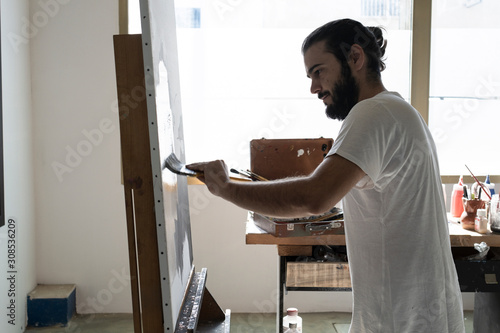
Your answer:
302,19 -> 387,120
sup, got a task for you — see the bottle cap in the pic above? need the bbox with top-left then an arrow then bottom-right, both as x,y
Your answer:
287,308 -> 298,316
477,209 -> 487,217
486,175 -> 491,184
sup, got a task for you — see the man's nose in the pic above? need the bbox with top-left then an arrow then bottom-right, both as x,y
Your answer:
310,79 -> 321,95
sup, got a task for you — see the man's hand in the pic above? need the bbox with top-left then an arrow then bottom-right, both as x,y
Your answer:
187,160 -> 231,197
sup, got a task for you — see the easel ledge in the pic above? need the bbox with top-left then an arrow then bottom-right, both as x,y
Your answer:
176,267 -> 230,333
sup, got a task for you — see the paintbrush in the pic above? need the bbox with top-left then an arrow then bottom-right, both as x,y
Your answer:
246,169 -> 268,181
163,153 -> 250,181
230,168 -> 268,181
230,168 -> 253,180
465,164 -> 492,200
163,153 -> 200,176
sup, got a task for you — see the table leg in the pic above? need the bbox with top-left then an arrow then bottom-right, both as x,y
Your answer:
277,256 -> 286,333
473,292 -> 500,333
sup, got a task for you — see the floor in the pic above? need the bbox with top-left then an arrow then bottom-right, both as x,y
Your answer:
25,311 -> 474,332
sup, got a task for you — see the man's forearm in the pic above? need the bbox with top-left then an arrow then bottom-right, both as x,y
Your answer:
219,176 -> 328,218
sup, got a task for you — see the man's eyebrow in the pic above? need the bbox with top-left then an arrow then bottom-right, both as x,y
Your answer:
307,64 -> 321,77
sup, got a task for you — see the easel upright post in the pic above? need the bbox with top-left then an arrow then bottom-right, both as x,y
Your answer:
113,33 -> 164,333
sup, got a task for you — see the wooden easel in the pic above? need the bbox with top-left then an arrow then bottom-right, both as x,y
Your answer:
113,34 -> 230,333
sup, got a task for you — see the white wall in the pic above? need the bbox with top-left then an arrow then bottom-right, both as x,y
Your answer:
30,0 -> 131,314
0,0 -> 37,331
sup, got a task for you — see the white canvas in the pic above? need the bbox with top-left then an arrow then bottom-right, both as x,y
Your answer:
139,0 -> 194,330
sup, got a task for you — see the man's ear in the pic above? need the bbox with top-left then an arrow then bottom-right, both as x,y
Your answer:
349,44 -> 365,71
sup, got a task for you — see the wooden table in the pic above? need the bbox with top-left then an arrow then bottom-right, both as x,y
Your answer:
246,216 -> 500,248
246,215 -> 500,333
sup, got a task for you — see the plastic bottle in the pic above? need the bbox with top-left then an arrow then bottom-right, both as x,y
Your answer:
285,323 -> 299,333
485,175 -> 496,196
283,308 -> 302,333
450,175 -> 465,218
475,209 -> 488,234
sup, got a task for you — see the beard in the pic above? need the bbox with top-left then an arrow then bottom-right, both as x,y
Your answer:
320,65 -> 360,121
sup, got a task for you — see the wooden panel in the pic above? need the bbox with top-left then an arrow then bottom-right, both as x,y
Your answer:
278,245 -> 312,257
118,0 -> 128,34
114,34 -> 163,333
286,262 -> 351,289
410,0 -> 432,122
122,189 -> 142,333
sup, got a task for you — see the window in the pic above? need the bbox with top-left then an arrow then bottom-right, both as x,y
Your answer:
428,0 -> 500,176
362,0 -> 402,17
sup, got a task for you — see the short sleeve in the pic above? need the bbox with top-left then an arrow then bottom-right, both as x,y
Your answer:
327,100 -> 402,186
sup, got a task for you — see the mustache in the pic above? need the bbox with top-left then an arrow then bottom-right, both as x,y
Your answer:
318,91 -> 329,100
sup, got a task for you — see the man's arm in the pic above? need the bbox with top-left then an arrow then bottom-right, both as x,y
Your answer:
187,154 -> 366,218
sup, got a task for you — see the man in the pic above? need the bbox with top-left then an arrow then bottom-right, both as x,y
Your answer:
188,19 -> 465,332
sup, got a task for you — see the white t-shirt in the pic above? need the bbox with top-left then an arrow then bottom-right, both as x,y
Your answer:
328,91 -> 465,333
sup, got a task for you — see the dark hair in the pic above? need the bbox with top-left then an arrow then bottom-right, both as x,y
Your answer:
302,19 -> 387,80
